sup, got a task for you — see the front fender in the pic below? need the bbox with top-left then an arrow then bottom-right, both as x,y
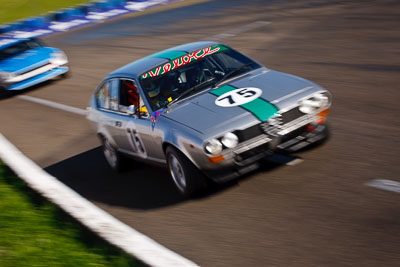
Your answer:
162,128 -> 205,170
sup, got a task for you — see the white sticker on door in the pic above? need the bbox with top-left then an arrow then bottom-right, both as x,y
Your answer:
215,87 -> 262,107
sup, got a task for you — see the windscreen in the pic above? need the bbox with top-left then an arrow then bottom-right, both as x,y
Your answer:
0,39 -> 42,61
140,45 -> 260,111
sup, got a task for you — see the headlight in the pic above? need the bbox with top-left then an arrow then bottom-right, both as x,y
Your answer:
204,139 -> 223,155
0,71 -> 16,82
50,51 -> 68,65
299,92 -> 329,114
221,132 -> 238,148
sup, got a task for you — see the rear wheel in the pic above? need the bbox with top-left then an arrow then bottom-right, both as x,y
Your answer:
61,70 -> 70,79
102,136 -> 126,172
166,146 -> 207,197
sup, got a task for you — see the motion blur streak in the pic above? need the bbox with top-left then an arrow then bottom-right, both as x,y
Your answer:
17,95 -> 87,116
366,179 -> 400,194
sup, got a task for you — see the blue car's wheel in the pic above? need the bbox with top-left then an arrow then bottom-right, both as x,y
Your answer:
0,87 -> 9,98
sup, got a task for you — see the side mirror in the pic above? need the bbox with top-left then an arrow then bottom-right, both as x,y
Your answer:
127,105 -> 136,115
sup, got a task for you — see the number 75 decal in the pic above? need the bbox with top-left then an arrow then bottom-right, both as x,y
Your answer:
215,87 -> 263,107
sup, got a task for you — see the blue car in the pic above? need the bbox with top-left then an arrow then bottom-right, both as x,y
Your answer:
0,38 -> 69,94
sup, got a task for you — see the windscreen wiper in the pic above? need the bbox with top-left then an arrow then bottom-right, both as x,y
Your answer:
213,63 -> 252,88
166,77 -> 216,109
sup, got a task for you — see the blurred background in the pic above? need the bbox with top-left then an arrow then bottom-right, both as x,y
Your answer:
1,0 -> 399,266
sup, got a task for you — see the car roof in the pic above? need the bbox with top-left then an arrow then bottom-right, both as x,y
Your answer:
106,41 -> 221,80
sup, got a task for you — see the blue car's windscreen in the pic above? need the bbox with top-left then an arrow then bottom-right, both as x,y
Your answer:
0,39 -> 42,61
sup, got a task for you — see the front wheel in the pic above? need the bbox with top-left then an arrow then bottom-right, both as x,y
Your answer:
166,146 -> 207,197
0,87 -> 10,98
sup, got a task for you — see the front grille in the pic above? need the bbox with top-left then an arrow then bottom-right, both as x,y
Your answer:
235,143 -> 270,162
282,125 -> 308,141
260,106 -> 305,136
280,107 -> 304,123
233,123 -> 263,142
231,106 -> 310,165
233,106 -> 305,143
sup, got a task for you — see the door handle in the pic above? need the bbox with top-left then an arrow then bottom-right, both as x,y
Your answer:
127,128 -> 136,134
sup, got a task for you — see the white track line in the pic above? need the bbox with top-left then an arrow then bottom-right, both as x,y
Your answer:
0,133 -> 198,267
286,158 -> 304,166
366,179 -> 400,194
17,95 -> 87,116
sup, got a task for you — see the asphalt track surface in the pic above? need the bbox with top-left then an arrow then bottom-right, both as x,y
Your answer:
1,0 -> 400,265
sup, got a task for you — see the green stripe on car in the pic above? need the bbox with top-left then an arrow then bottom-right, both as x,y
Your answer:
210,84 -> 236,96
210,85 -> 279,122
149,50 -> 187,60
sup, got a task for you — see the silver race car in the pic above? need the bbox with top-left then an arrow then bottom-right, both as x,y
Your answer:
87,41 -> 332,196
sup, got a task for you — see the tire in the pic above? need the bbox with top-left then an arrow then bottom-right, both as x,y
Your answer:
166,146 -> 207,197
0,87 -> 10,98
102,136 -> 126,172
61,70 -> 70,79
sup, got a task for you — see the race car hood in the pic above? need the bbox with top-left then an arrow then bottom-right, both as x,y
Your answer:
163,93 -> 256,135
229,68 -> 319,103
0,47 -> 56,73
162,68 -> 322,134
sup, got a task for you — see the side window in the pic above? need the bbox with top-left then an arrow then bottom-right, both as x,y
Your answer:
118,79 -> 149,118
109,79 -> 119,111
96,80 -> 110,109
119,79 -> 139,109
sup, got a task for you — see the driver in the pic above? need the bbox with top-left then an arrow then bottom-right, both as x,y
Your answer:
143,80 -> 163,109
144,77 -> 181,109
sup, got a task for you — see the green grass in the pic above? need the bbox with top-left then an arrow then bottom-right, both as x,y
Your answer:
0,0 -> 92,24
0,162 -> 145,267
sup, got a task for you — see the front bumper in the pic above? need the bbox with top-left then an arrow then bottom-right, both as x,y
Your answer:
202,121 -> 329,183
2,66 -> 69,90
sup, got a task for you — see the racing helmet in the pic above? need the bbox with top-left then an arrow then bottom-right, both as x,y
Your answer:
146,81 -> 160,98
